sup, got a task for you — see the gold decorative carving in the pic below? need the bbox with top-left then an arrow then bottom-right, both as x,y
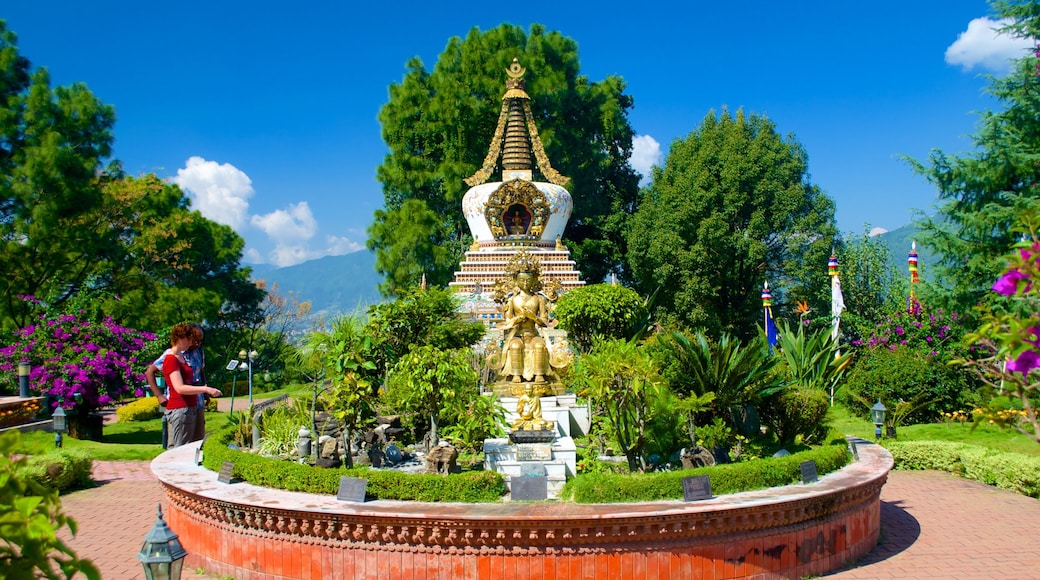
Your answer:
484,180 -> 550,240
522,100 -> 569,187
464,103 -> 510,186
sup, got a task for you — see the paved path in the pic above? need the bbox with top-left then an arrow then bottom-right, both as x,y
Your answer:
56,464 -> 1040,579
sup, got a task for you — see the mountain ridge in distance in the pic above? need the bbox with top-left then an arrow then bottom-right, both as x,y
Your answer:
248,250 -> 383,322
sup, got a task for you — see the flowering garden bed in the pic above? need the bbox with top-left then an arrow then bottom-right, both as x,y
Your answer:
0,397 -> 44,430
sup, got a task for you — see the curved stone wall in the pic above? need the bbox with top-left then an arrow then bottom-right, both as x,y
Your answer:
154,440 -> 891,579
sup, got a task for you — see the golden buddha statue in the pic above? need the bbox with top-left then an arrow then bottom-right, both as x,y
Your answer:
511,383 -> 554,431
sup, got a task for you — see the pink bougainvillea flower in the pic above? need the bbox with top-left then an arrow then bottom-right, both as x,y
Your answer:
1007,349 -> 1040,376
992,270 -> 1029,296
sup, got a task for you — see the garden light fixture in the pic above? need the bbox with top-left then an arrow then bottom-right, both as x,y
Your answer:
871,400 -> 887,442
17,360 -> 30,398
137,503 -> 187,580
52,406 -> 66,448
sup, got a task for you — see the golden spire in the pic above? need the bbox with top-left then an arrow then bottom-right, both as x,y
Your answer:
465,58 -> 568,187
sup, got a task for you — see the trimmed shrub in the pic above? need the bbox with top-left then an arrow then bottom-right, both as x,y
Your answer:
561,442 -> 850,503
760,386 -> 830,446
841,347 -> 974,423
116,397 -> 162,422
202,427 -> 506,503
887,440 -> 1040,498
22,449 -> 94,491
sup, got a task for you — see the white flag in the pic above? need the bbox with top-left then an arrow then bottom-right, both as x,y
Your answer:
831,275 -> 845,341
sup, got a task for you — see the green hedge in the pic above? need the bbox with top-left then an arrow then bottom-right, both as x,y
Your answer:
887,440 -> 1040,498
561,443 -> 851,503
201,428 -> 506,503
21,449 -> 94,492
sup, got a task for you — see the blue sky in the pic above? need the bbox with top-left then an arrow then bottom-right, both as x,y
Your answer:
3,1 -> 1028,267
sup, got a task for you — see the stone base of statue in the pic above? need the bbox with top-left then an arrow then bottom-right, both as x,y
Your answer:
484,392 -> 587,500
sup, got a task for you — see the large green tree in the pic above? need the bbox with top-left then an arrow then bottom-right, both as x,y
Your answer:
0,23 -> 265,336
371,24 -> 640,295
907,1 -> 1040,315
628,109 -> 838,339
0,21 -> 115,331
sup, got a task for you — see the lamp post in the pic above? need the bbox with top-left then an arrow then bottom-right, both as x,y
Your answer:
871,399 -> 887,442
52,406 -> 66,448
238,349 -> 258,408
137,503 -> 187,580
17,361 -> 30,398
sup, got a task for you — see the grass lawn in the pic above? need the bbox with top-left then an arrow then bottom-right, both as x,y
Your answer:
828,404 -> 1040,457
14,409 -> 234,461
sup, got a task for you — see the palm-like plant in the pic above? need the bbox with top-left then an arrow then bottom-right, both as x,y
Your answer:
662,331 -> 784,446
775,321 -> 853,403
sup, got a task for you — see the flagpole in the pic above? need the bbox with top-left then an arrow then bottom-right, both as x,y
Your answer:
828,252 -> 843,407
907,241 -> 919,307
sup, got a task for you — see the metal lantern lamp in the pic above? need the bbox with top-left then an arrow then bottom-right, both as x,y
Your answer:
17,360 -> 30,398
239,349 -> 259,407
52,406 -> 66,448
137,504 -> 187,580
871,400 -> 887,441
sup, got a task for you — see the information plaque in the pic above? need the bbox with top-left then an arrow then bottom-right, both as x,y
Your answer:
682,475 -> 712,501
800,460 -> 818,484
516,443 -> 552,462
217,461 -> 237,484
511,475 -> 548,501
337,476 -> 368,503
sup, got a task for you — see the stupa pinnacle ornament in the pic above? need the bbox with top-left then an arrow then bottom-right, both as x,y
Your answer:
465,58 -> 568,188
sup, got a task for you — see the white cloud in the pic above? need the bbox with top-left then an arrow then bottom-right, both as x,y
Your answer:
325,235 -> 364,256
631,134 -> 663,186
243,247 -> 263,264
946,17 -> 1034,73
251,202 -> 318,243
174,158 -> 365,267
173,156 -> 254,229
868,227 -> 888,237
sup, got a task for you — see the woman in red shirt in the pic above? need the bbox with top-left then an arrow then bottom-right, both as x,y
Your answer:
163,324 -> 222,448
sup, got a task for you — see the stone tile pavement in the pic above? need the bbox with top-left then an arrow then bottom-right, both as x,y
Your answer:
56,462 -> 1040,579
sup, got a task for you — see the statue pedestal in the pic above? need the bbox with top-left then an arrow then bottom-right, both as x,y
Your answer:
483,436 -> 576,499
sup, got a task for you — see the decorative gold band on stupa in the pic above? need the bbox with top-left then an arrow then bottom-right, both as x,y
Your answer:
464,58 -> 569,187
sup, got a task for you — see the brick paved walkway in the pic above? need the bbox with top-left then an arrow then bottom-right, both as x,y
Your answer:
57,464 -> 1040,579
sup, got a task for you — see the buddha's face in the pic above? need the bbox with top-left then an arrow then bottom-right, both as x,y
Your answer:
517,272 -> 536,293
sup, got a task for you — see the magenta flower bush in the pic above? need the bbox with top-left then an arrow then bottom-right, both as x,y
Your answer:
851,300 -> 970,362
0,309 -> 158,411
961,211 -> 1040,444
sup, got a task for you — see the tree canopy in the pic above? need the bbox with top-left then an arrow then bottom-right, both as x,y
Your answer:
627,109 -> 838,339
371,24 -> 640,295
907,1 -> 1040,315
0,22 -> 264,336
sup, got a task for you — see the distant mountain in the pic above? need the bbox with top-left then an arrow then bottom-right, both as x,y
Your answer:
250,250 -> 383,321
875,221 -> 937,280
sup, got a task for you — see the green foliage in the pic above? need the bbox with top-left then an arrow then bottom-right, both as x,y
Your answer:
366,287 -> 486,376
439,393 -> 507,453
627,108 -> 838,339
385,345 -> 479,448
887,440 -> 1040,498
572,338 -> 663,471
775,321 -> 852,399
835,228 -> 903,344
116,397 -> 162,422
905,4 -> 1040,316
853,302 -> 971,362
371,24 -> 640,293
760,386 -> 831,447
841,347 -> 975,424
0,431 -> 100,579
561,442 -> 849,503
958,205 -> 1040,444
554,284 -> 650,353
21,449 -> 94,492
653,331 -> 782,443
202,428 -> 505,502
257,403 -> 310,457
